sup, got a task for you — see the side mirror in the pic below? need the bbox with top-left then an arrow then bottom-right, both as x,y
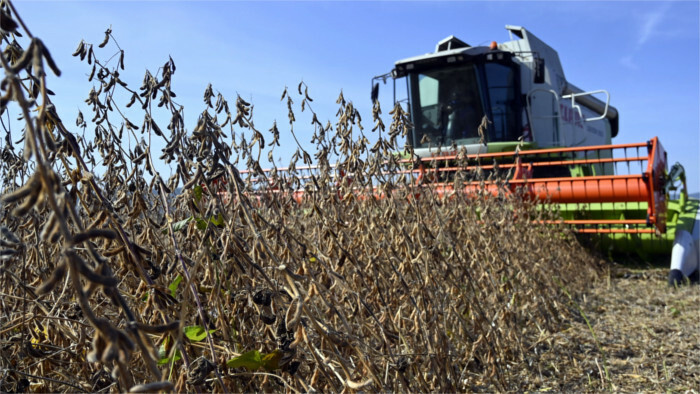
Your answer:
371,71 -> 395,104
534,58 -> 545,84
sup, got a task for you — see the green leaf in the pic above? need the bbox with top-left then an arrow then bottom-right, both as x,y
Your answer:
158,351 -> 182,365
184,325 -> 217,342
209,213 -> 224,227
194,185 -> 204,202
670,306 -> 680,318
172,216 -> 193,232
195,218 -> 208,231
226,350 -> 263,370
261,350 -> 282,371
157,342 -> 182,365
168,274 -> 183,298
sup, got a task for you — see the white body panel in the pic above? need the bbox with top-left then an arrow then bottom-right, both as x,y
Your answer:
670,209 -> 700,277
558,100 -> 609,147
500,26 -> 614,149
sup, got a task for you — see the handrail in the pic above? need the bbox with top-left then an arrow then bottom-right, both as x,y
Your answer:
562,89 -> 611,122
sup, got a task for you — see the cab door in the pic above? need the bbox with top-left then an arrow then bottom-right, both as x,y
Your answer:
526,88 -> 560,147
482,62 -> 522,143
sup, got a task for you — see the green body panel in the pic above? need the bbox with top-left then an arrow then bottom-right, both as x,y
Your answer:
485,142 -> 537,153
558,197 -> 700,257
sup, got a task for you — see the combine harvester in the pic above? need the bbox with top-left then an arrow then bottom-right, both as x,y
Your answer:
374,25 -> 699,285
241,26 -> 699,285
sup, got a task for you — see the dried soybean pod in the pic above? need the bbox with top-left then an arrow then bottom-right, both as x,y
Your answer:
40,213 -> 58,241
125,93 -> 137,108
71,40 -> 85,57
181,166 -> 203,189
1,174 -> 40,204
101,341 -> 119,363
8,42 -> 33,72
134,320 -> 180,334
103,246 -> 125,257
70,252 -> 118,287
128,381 -> 174,393
0,249 -> 18,258
48,226 -> 62,243
150,117 -> 163,137
12,190 -> 40,217
72,228 -> 117,244
87,333 -> 106,363
39,39 -> 61,76
0,226 -> 20,245
75,39 -> 88,61
117,348 -> 128,364
82,280 -> 100,299
132,151 -> 147,164
132,242 -> 152,257
114,329 -> 135,352
36,261 -> 67,296
86,209 -> 109,230
86,44 -> 93,65
304,86 -> 313,101
98,28 -> 111,48
285,297 -> 303,331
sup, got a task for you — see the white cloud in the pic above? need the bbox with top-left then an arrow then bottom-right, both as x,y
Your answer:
621,2 -> 673,69
619,55 -> 638,70
636,1 -> 672,49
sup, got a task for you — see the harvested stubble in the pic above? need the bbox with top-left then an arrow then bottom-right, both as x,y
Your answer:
541,267 -> 700,392
0,2 -> 642,392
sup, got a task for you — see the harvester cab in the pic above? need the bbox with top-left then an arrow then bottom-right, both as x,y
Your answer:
373,25 -> 699,285
379,25 -> 618,156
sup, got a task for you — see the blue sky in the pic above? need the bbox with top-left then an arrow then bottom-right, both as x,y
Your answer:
9,0 -> 700,193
